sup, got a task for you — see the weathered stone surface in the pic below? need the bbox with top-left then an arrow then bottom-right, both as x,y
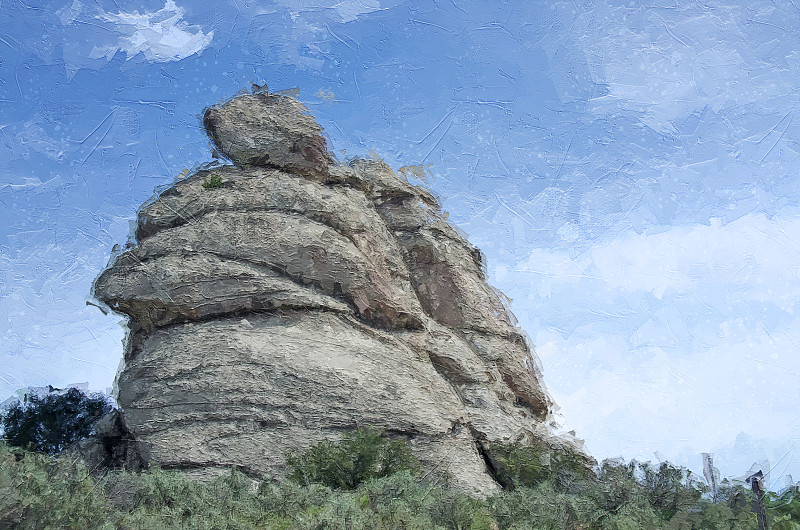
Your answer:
93,87 -> 589,496
203,92 -> 330,178
113,312 -> 499,493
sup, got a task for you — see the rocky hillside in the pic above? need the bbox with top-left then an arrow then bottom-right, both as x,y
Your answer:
92,87 -> 589,496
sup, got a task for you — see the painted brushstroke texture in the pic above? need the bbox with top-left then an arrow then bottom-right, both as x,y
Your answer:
1,0 -> 798,488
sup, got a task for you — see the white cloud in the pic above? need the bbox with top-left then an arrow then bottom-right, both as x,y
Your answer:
494,212 -> 800,482
56,0 -> 83,25
562,1 -> 800,132
330,0 -> 382,22
15,120 -> 69,162
90,0 -> 213,63
0,176 -> 63,192
516,213 -> 800,305
273,0 -> 386,23
538,323 -> 800,482
593,214 -> 800,308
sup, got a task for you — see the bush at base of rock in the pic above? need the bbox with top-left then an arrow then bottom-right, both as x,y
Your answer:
485,440 -> 594,492
0,441 -> 783,529
286,427 -> 420,490
0,442 -> 110,529
0,387 -> 112,454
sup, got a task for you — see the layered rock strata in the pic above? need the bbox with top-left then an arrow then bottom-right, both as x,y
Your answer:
93,89 -> 587,495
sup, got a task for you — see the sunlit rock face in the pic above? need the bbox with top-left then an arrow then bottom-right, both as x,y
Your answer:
93,88 -> 587,496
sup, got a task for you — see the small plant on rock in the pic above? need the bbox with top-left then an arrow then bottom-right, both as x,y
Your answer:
201,173 -> 223,189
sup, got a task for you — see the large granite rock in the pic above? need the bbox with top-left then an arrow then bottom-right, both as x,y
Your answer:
93,88 -> 589,496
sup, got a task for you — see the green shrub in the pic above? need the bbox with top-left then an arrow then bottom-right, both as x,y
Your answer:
484,439 -> 595,493
1,433 -> 795,529
689,499 -> 759,529
768,486 -> 800,530
488,480 -> 603,530
109,468 -> 270,529
0,442 -> 115,529
286,427 -> 420,490
638,461 -> 702,522
1,387 -> 112,454
202,173 -> 223,189
281,471 -> 496,530
258,479 -> 333,520
485,440 -> 550,490
423,485 -> 496,530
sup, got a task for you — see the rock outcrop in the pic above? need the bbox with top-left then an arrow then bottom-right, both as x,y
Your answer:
93,88 -> 589,496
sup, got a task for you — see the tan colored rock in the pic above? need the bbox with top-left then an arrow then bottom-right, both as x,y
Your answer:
93,87 -> 589,496
203,92 -> 330,178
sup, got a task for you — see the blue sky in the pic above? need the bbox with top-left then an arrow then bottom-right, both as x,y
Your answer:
2,0 -> 799,488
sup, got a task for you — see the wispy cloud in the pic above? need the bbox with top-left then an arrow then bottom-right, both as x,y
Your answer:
0,176 -> 63,192
561,1 -> 800,133
90,0 -> 213,63
272,0 -> 387,23
15,120 -> 69,162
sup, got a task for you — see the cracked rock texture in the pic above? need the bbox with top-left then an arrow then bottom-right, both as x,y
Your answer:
93,89 -> 589,496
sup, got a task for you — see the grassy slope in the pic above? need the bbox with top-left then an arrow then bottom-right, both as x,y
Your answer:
4,441 -> 797,530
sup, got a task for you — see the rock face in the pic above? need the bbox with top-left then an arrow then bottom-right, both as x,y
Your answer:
93,88 -> 588,496
203,91 -> 329,178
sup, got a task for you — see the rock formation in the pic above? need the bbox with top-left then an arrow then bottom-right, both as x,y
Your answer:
93,88 -> 589,496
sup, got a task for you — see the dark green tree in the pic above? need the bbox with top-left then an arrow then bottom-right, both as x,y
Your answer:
1,387 -> 112,454
639,461 -> 702,521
